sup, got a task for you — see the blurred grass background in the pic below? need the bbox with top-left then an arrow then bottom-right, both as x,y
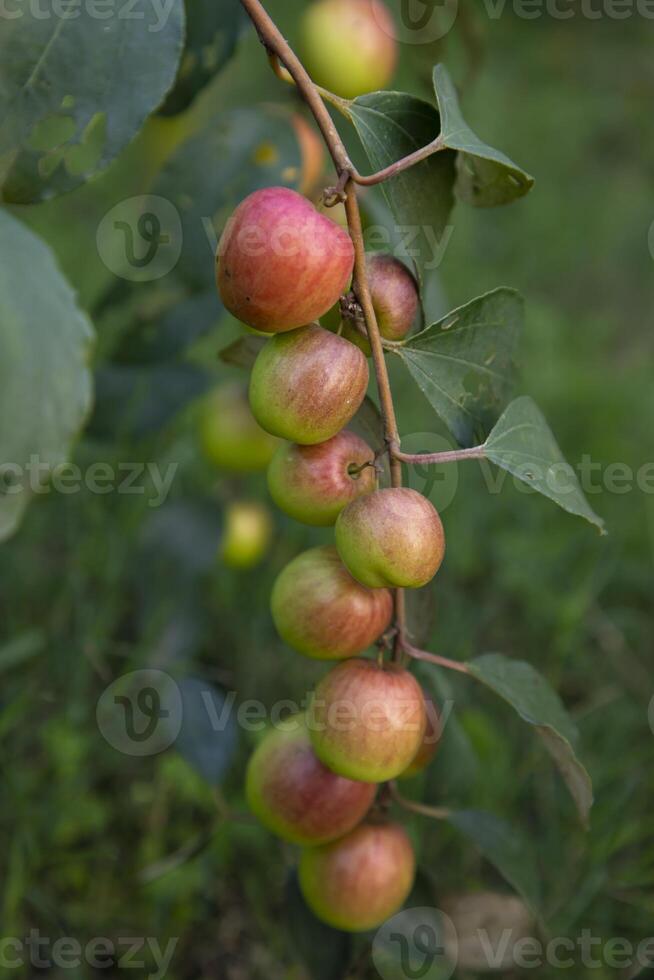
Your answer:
1,1 -> 653,977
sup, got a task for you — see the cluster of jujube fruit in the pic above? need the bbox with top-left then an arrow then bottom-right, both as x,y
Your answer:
215,184 -> 445,932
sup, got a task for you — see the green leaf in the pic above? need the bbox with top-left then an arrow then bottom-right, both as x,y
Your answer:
391,287 -> 523,446
447,810 -> 542,920
348,91 -> 456,286
0,2 -> 185,202
161,0 -> 246,115
432,65 -> 534,207
0,211 -> 94,541
175,677 -> 238,784
467,653 -> 594,827
285,871 -> 352,980
484,396 -> 606,532
153,106 -> 302,288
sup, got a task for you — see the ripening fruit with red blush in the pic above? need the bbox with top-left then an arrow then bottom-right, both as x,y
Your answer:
267,430 -> 376,526
249,323 -> 369,445
309,658 -> 427,782
245,715 -> 376,845
336,487 -> 445,589
299,821 -> 415,931
216,187 -> 354,333
271,546 -> 393,660
367,253 -> 419,342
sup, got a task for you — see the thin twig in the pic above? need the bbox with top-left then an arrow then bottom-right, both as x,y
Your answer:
390,782 -> 451,820
402,640 -> 471,676
393,444 -> 487,466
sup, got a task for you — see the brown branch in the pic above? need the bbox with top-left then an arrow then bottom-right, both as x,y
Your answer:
393,444 -> 487,466
402,640 -> 471,676
239,0 -> 408,656
389,782 -> 451,820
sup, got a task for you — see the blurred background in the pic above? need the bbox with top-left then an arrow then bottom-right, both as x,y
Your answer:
1,0 -> 653,977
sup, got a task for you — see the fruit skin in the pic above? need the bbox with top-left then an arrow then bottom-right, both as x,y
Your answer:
271,546 -> 393,660
221,501 -> 273,570
368,253 -> 419,342
292,114 -> 325,196
199,383 -> 280,471
398,696 -> 441,779
336,488 -> 446,589
267,430 -> 376,526
300,0 -> 397,101
216,187 -> 354,333
309,658 -> 427,782
299,821 -> 415,932
249,323 -> 369,445
246,715 -> 376,846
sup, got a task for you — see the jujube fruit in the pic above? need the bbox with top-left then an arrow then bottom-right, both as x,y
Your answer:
299,821 -> 415,931
216,187 -> 354,333
246,715 -> 376,845
367,253 -> 419,342
300,0 -> 397,101
221,501 -> 273,571
271,545 -> 393,660
336,487 -> 445,588
199,383 -> 279,471
309,658 -> 427,782
267,430 -> 376,526
249,323 -> 369,445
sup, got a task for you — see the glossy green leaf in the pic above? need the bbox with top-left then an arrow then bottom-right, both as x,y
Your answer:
484,396 -> 606,532
0,211 -> 94,540
433,65 -> 534,207
391,287 -> 523,446
0,2 -> 184,202
447,810 -> 542,919
348,91 -> 456,285
468,653 -> 594,827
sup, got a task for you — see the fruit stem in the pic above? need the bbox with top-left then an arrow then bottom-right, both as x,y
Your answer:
393,444 -> 487,466
240,0 -> 408,657
402,640 -> 471,676
389,782 -> 451,820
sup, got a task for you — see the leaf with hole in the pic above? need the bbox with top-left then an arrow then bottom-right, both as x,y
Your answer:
467,653 -> 594,827
0,2 -> 185,202
0,211 -> 94,541
484,396 -> 606,532
348,90 -> 456,286
391,287 -> 523,447
433,65 -> 534,207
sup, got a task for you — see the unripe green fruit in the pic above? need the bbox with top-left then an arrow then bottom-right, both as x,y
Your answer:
271,546 -> 393,660
398,696 -> 441,779
299,821 -> 415,932
221,501 -> 273,570
300,0 -> 397,101
246,715 -> 376,846
249,324 -> 369,445
267,430 -> 376,526
336,488 -> 446,589
216,187 -> 354,333
309,659 -> 427,782
199,383 -> 280,471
